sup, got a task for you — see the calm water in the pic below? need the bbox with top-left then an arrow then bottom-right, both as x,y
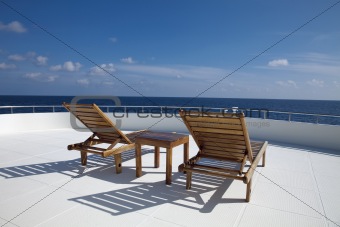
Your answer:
1,96 -> 340,124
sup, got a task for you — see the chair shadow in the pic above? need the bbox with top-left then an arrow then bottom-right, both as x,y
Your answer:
0,148 -> 247,215
69,172 -> 241,216
0,148 -> 154,181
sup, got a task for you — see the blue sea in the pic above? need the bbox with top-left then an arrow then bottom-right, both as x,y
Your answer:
1,95 -> 340,125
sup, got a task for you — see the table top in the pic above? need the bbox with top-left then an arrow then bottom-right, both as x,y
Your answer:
135,131 -> 189,148
136,131 -> 188,141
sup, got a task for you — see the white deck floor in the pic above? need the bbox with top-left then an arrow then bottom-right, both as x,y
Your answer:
0,129 -> 339,227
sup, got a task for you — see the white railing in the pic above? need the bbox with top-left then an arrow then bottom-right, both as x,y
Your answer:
1,105 -> 340,125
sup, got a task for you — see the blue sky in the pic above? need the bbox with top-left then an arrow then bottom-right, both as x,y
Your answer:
0,0 -> 339,100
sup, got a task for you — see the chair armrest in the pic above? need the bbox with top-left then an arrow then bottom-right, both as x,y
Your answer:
243,141 -> 268,184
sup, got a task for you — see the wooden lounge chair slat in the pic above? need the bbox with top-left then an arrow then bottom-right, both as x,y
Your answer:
199,153 -> 244,162
96,132 -> 120,138
203,148 -> 246,155
193,164 -> 241,174
81,120 -> 111,126
197,137 -> 246,146
74,112 -> 102,118
183,167 -> 245,181
178,109 -> 268,202
96,135 -> 121,141
191,127 -> 244,136
194,132 -> 245,141
184,116 -> 242,125
63,102 -> 139,174
202,141 -> 247,150
202,149 -> 246,158
70,107 -> 100,113
75,116 -> 105,121
188,121 -> 243,130
81,145 -> 107,152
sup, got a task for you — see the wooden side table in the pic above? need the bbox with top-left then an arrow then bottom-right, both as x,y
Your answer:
135,131 -> 189,185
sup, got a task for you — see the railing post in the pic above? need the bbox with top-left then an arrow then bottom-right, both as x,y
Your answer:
53,106 -> 55,112
316,115 -> 319,124
33,107 -> 35,113
11,107 -> 13,114
288,113 -> 291,122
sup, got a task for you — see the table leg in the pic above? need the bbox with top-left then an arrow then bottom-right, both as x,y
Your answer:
166,148 -> 172,185
136,144 -> 142,177
154,146 -> 160,168
184,142 -> 189,163
183,142 -> 189,174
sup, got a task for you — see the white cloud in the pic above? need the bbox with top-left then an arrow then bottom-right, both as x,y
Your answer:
8,54 -> 25,61
50,61 -> 82,72
77,79 -> 90,86
0,62 -> 16,69
50,65 -> 62,71
36,56 -> 48,66
26,51 -> 36,58
103,81 -> 114,86
89,63 -> 116,76
116,64 -> 228,80
276,80 -> 297,88
268,59 -> 289,67
109,37 -> 118,43
24,72 -> 41,79
0,21 -> 27,33
307,79 -> 324,87
334,81 -> 340,88
24,72 -> 58,82
46,75 -> 58,82
121,57 -> 135,64
64,61 -> 81,71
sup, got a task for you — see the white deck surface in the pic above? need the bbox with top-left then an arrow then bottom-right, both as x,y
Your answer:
0,129 -> 339,227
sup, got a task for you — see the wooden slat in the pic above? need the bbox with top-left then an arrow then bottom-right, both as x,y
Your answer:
78,116 -> 107,122
199,153 -> 244,163
69,107 -> 99,113
193,164 -> 241,174
81,120 -> 111,127
75,112 -> 102,118
96,132 -> 120,137
203,146 -> 246,156
203,141 -> 247,150
96,135 -> 120,141
86,124 -> 114,129
88,138 -> 116,144
202,149 -> 246,158
198,137 -> 246,145
183,167 -> 245,180
76,148 -> 103,155
188,121 -> 243,130
185,116 -> 242,125
102,144 -> 135,157
195,132 -> 245,141
192,127 -> 244,135
80,145 -> 107,152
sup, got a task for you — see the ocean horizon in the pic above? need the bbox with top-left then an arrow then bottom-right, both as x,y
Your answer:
1,95 -> 340,115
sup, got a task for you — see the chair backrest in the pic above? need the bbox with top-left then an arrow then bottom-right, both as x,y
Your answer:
63,103 -> 132,144
179,110 -> 253,162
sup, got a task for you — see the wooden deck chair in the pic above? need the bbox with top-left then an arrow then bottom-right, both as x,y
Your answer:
63,103 -> 142,174
178,110 -> 268,202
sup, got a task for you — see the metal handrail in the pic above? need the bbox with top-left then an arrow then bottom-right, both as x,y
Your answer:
1,105 -> 340,125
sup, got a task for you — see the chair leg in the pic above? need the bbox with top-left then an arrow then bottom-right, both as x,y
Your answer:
186,172 -> 192,189
81,151 -> 87,165
114,154 -> 122,174
262,150 -> 266,167
246,179 -> 252,202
